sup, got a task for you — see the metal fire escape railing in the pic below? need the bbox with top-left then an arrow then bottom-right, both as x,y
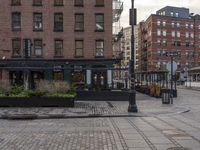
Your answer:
112,0 -> 124,59
113,0 -> 123,23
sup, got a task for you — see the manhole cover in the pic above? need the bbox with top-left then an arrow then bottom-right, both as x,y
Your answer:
167,147 -> 191,150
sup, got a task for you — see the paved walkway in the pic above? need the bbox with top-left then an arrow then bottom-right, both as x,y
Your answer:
0,93 -> 189,119
0,89 -> 200,150
0,116 -> 199,150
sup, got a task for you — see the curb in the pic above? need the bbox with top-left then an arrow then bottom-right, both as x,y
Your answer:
0,114 -> 145,120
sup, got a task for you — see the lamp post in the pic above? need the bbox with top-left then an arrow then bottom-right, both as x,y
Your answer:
128,0 -> 138,112
166,51 -> 178,104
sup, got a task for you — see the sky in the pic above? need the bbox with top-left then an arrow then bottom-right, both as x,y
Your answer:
120,0 -> 200,27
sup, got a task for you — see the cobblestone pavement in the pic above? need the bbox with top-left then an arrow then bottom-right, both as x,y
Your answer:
0,116 -> 200,150
0,93 -> 189,119
0,88 -> 200,150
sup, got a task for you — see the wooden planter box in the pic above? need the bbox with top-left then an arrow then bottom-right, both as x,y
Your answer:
76,90 -> 130,101
0,97 -> 75,107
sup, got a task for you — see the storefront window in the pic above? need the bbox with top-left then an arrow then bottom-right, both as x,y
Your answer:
71,65 -> 85,84
9,71 -> 24,86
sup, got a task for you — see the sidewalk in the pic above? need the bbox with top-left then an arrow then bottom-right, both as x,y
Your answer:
0,93 -> 189,119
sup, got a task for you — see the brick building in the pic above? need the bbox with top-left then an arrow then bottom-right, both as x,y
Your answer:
0,0 -> 117,89
138,6 -> 200,73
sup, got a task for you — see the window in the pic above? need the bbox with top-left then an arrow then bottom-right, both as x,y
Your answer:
177,31 -> 180,38
33,0 -> 42,6
54,13 -> 63,31
162,30 -> 167,36
198,25 -> 200,29
96,0 -> 104,6
172,41 -> 181,47
95,40 -> 104,57
157,29 -> 161,36
33,13 -> 42,31
185,24 -> 189,28
190,33 -> 194,38
75,40 -> 84,57
53,71 -> 64,81
163,11 -> 166,16
162,21 -> 166,26
185,32 -> 189,38
186,42 -> 190,47
175,13 -> 179,17
34,39 -> 42,57
172,31 -> 175,37
171,22 -> 175,27
176,22 -> 180,28
12,12 -> 21,31
170,12 -> 174,17
190,24 -> 194,29
157,39 -> 161,45
54,0 -> 63,6
163,39 -> 167,46
75,14 -> 84,31
55,40 -> 63,56
74,0 -> 83,6
12,38 -> 21,57
95,14 -> 104,31
11,0 -> 21,5
157,20 -> 161,26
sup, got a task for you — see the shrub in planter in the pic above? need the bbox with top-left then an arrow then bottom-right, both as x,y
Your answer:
10,86 -> 24,95
24,90 -> 47,97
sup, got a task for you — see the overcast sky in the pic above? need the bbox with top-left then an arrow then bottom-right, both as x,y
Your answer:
120,0 -> 200,27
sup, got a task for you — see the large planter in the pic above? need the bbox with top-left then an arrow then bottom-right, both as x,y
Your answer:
0,97 -> 75,107
76,90 -> 130,101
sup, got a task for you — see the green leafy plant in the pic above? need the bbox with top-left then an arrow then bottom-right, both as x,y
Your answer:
10,86 -> 24,95
24,89 -> 47,97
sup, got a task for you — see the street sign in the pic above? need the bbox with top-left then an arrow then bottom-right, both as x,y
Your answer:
165,51 -> 179,57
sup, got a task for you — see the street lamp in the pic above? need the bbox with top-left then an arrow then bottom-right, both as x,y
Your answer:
166,51 -> 178,104
128,0 -> 138,112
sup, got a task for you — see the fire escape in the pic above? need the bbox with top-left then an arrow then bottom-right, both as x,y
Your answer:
112,0 -> 124,60
112,0 -> 124,85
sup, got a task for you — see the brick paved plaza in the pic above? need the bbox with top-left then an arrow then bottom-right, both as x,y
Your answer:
0,88 -> 200,150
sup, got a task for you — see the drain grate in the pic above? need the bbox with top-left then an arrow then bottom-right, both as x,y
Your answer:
167,147 -> 191,150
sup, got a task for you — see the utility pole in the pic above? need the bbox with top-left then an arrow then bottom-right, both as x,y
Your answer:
128,0 -> 138,112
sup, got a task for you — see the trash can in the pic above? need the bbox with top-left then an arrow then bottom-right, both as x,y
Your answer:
161,89 -> 171,104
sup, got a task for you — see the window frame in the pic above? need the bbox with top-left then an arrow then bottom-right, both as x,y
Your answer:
95,40 -> 104,58
33,0 -> 42,6
75,13 -> 84,32
95,13 -> 104,32
12,38 -> 21,57
54,39 -> 63,57
74,0 -> 83,7
11,0 -> 21,6
33,39 -> 43,57
95,0 -> 104,7
33,12 -> 43,31
75,40 -> 84,58
54,13 -> 63,32
12,12 -> 21,31
54,0 -> 64,6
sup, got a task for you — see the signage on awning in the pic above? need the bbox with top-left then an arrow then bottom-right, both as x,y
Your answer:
53,65 -> 63,72
74,65 -> 83,72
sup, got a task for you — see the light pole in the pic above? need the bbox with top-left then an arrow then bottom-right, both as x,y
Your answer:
166,51 -> 178,104
128,0 -> 138,112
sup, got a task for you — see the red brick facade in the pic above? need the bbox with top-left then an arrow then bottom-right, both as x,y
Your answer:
138,13 -> 200,72
0,0 -> 112,59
